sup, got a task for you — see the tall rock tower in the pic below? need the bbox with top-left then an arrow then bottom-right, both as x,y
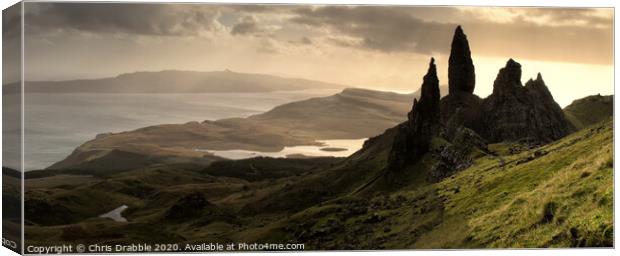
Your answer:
440,26 -> 483,136
448,25 -> 475,94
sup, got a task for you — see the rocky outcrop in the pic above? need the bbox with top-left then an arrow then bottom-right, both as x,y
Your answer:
448,25 -> 475,94
440,93 -> 483,136
480,59 -> 574,144
387,26 -> 573,174
388,58 -> 440,171
430,126 -> 488,182
524,73 -> 576,138
440,26 -> 483,134
440,26 -> 572,145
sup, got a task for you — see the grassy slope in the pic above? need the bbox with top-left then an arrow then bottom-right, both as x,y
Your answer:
22,119 -> 613,249
242,119 -> 613,248
563,94 -> 613,130
426,118 -> 613,248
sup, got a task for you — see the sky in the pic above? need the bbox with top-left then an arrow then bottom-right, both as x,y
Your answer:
3,3 -> 614,107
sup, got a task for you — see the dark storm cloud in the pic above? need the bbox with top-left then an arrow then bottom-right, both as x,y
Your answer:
2,4 -> 22,84
2,3 -> 22,40
291,6 -> 455,54
230,16 -> 260,35
290,6 -> 613,64
21,3 -> 613,65
25,3 -> 222,36
505,7 -> 613,27
228,4 -> 277,13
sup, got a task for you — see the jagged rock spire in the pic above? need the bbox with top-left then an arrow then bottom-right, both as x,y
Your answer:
525,72 -> 545,88
481,58 -> 574,143
491,58 -> 523,95
525,72 -> 554,102
421,58 -> 440,104
388,58 -> 440,171
410,57 -> 440,127
448,25 -> 475,94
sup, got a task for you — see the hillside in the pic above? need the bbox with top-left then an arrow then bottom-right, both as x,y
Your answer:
563,94 -> 613,130
48,87 -> 448,171
6,70 -> 345,94
239,119 -> 612,248
21,119 -> 613,248
245,88 -> 417,139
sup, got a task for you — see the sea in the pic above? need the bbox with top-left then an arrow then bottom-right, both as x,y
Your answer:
2,89 -> 361,171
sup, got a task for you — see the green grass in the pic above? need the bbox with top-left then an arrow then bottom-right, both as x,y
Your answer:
425,119 -> 613,248
21,119 -> 613,249
239,119 -> 613,249
563,94 -> 612,130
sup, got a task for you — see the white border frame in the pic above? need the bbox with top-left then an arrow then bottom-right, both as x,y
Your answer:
0,1 -> 616,256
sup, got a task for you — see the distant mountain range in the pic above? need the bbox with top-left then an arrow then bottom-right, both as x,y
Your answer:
4,70 -> 346,94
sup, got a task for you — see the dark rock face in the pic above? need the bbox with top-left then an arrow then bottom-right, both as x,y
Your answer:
489,58 -> 523,96
385,25 -> 573,175
388,58 -> 440,171
440,92 -> 483,134
441,26 -> 482,133
481,59 -> 574,143
524,73 -> 577,139
448,26 -> 475,94
430,126 -> 487,182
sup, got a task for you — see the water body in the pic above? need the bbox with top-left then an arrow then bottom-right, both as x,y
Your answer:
99,205 -> 129,222
199,139 -> 367,160
16,89 -> 339,170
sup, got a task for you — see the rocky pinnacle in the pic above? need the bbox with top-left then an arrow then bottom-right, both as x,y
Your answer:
448,26 -> 475,94
388,58 -> 440,171
481,59 -> 574,143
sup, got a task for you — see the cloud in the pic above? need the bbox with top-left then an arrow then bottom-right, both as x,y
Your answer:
256,37 -> 280,54
20,4 -> 613,65
291,6 -> 454,54
2,4 -> 22,84
507,8 -> 612,28
300,36 -> 312,45
25,3 -> 224,37
458,7 -> 613,29
230,14 -> 284,38
289,6 -> 613,64
231,15 -> 260,35
2,3 -> 22,40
